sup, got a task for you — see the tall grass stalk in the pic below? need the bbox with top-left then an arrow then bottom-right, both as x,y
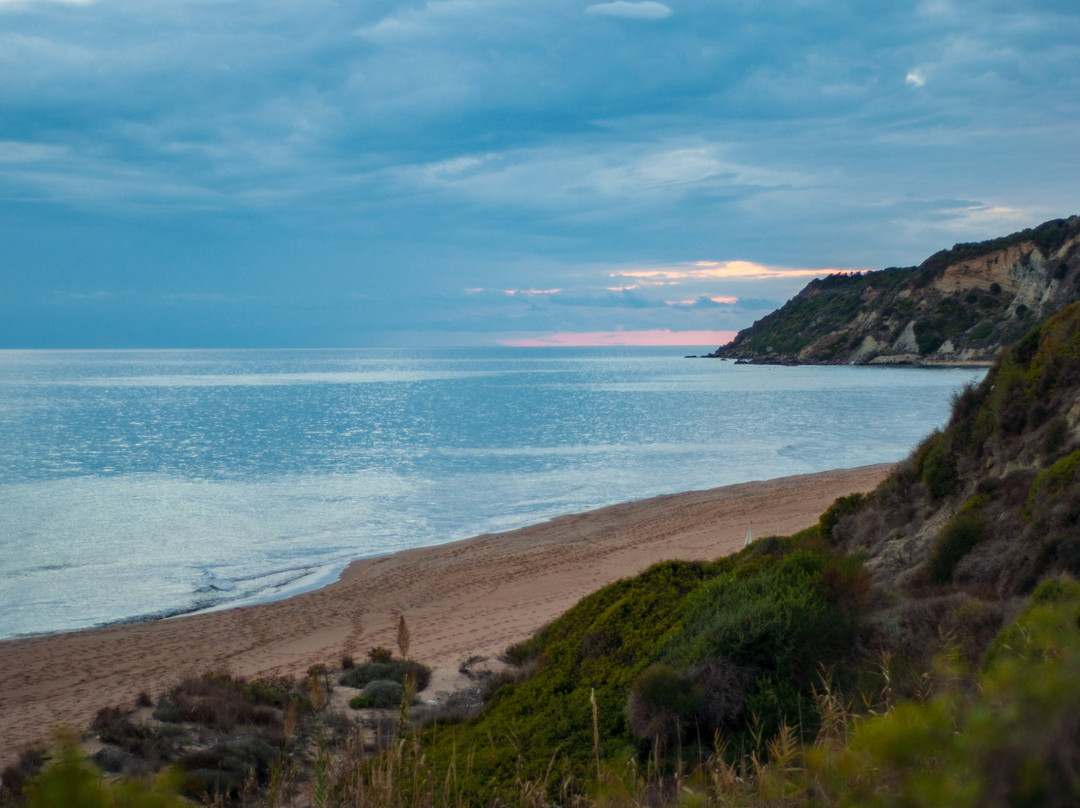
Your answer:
590,688 -> 601,785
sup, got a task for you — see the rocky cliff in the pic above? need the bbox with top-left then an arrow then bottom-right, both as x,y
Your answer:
712,216 -> 1080,364
827,297 -> 1080,597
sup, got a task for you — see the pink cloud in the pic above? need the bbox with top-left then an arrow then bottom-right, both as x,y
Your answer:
664,295 -> 739,306
502,288 -> 563,296
609,260 -> 865,283
500,329 -> 738,347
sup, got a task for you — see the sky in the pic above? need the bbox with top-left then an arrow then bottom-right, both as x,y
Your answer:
1,0 -> 1078,348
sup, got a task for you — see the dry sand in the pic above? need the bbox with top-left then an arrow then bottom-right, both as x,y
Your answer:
0,464 -> 891,766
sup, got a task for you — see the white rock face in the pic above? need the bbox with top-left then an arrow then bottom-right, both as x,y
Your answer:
893,320 -> 919,354
1009,253 -> 1050,315
849,334 -> 881,364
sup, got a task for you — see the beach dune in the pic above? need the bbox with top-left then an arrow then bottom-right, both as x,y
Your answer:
0,464 -> 890,766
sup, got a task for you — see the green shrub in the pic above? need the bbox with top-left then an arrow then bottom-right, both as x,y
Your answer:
176,735 -> 279,801
421,560 -> 719,799
1026,450 -> 1080,518
1041,416 -> 1070,456
669,551 -> 860,676
926,495 -> 989,584
805,578 -> 1080,807
0,746 -> 46,804
918,432 -> 958,498
687,656 -> 756,735
87,707 -> 177,776
819,492 -> 866,542
153,673 -> 282,733
663,551 -> 865,741
417,545 -> 872,801
90,706 -> 147,748
239,674 -> 298,708
24,738 -> 189,808
502,635 -> 544,667
368,646 -> 394,663
338,659 -> 431,692
349,680 -> 405,709
915,321 -> 943,355
948,596 -> 1005,664
625,663 -> 697,746
625,658 -> 755,748
91,746 -> 131,775
741,531 -> 799,560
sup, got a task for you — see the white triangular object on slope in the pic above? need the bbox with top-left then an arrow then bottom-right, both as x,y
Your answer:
744,520 -> 753,547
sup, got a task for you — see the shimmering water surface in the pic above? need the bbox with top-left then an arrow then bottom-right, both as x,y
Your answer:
0,348 -> 985,639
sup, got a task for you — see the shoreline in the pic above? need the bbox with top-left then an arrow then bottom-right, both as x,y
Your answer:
697,355 -> 994,368
0,463 -> 892,766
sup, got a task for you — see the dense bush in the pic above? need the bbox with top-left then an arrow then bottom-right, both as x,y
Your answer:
502,635 -> 544,667
662,550 -> 867,742
925,495 -> 989,585
152,673 -> 284,733
176,735 -> 279,801
667,551 -> 862,676
691,656 -> 757,733
0,747 -> 46,804
808,578 -> 1080,808
819,492 -> 866,543
626,655 -> 756,748
339,659 -> 431,692
625,663 -> 698,746
915,320 -> 943,355
368,646 -> 394,663
417,539 -> 874,801
917,432 -> 958,499
421,559 -> 721,799
21,738 -> 189,808
1026,450 -> 1080,517
349,680 -> 406,709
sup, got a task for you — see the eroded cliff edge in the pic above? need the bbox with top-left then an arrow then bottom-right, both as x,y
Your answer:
712,216 -> 1080,365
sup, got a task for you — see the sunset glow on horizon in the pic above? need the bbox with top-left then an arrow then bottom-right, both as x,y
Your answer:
500,329 -> 738,348
665,296 -> 739,306
610,261 -> 867,284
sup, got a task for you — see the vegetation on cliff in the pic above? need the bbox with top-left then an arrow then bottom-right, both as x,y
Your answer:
411,299 -> 1080,802
829,300 -> 1080,594
713,216 -> 1080,364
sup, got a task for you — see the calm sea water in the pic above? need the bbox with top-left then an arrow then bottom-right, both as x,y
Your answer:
0,348 -> 985,640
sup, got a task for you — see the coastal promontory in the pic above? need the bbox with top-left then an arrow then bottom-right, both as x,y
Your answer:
712,216 -> 1080,365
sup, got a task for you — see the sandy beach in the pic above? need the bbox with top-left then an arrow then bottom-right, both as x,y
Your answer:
0,464 -> 890,766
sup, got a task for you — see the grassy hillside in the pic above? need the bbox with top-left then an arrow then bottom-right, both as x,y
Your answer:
713,216 -> 1080,364
413,299 -> 1080,802
419,542 -> 868,800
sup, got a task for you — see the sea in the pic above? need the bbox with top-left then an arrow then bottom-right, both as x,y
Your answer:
0,348 -> 986,641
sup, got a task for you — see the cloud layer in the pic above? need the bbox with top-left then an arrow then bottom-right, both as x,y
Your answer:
585,2 -> 673,20
1,0 -> 1077,346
